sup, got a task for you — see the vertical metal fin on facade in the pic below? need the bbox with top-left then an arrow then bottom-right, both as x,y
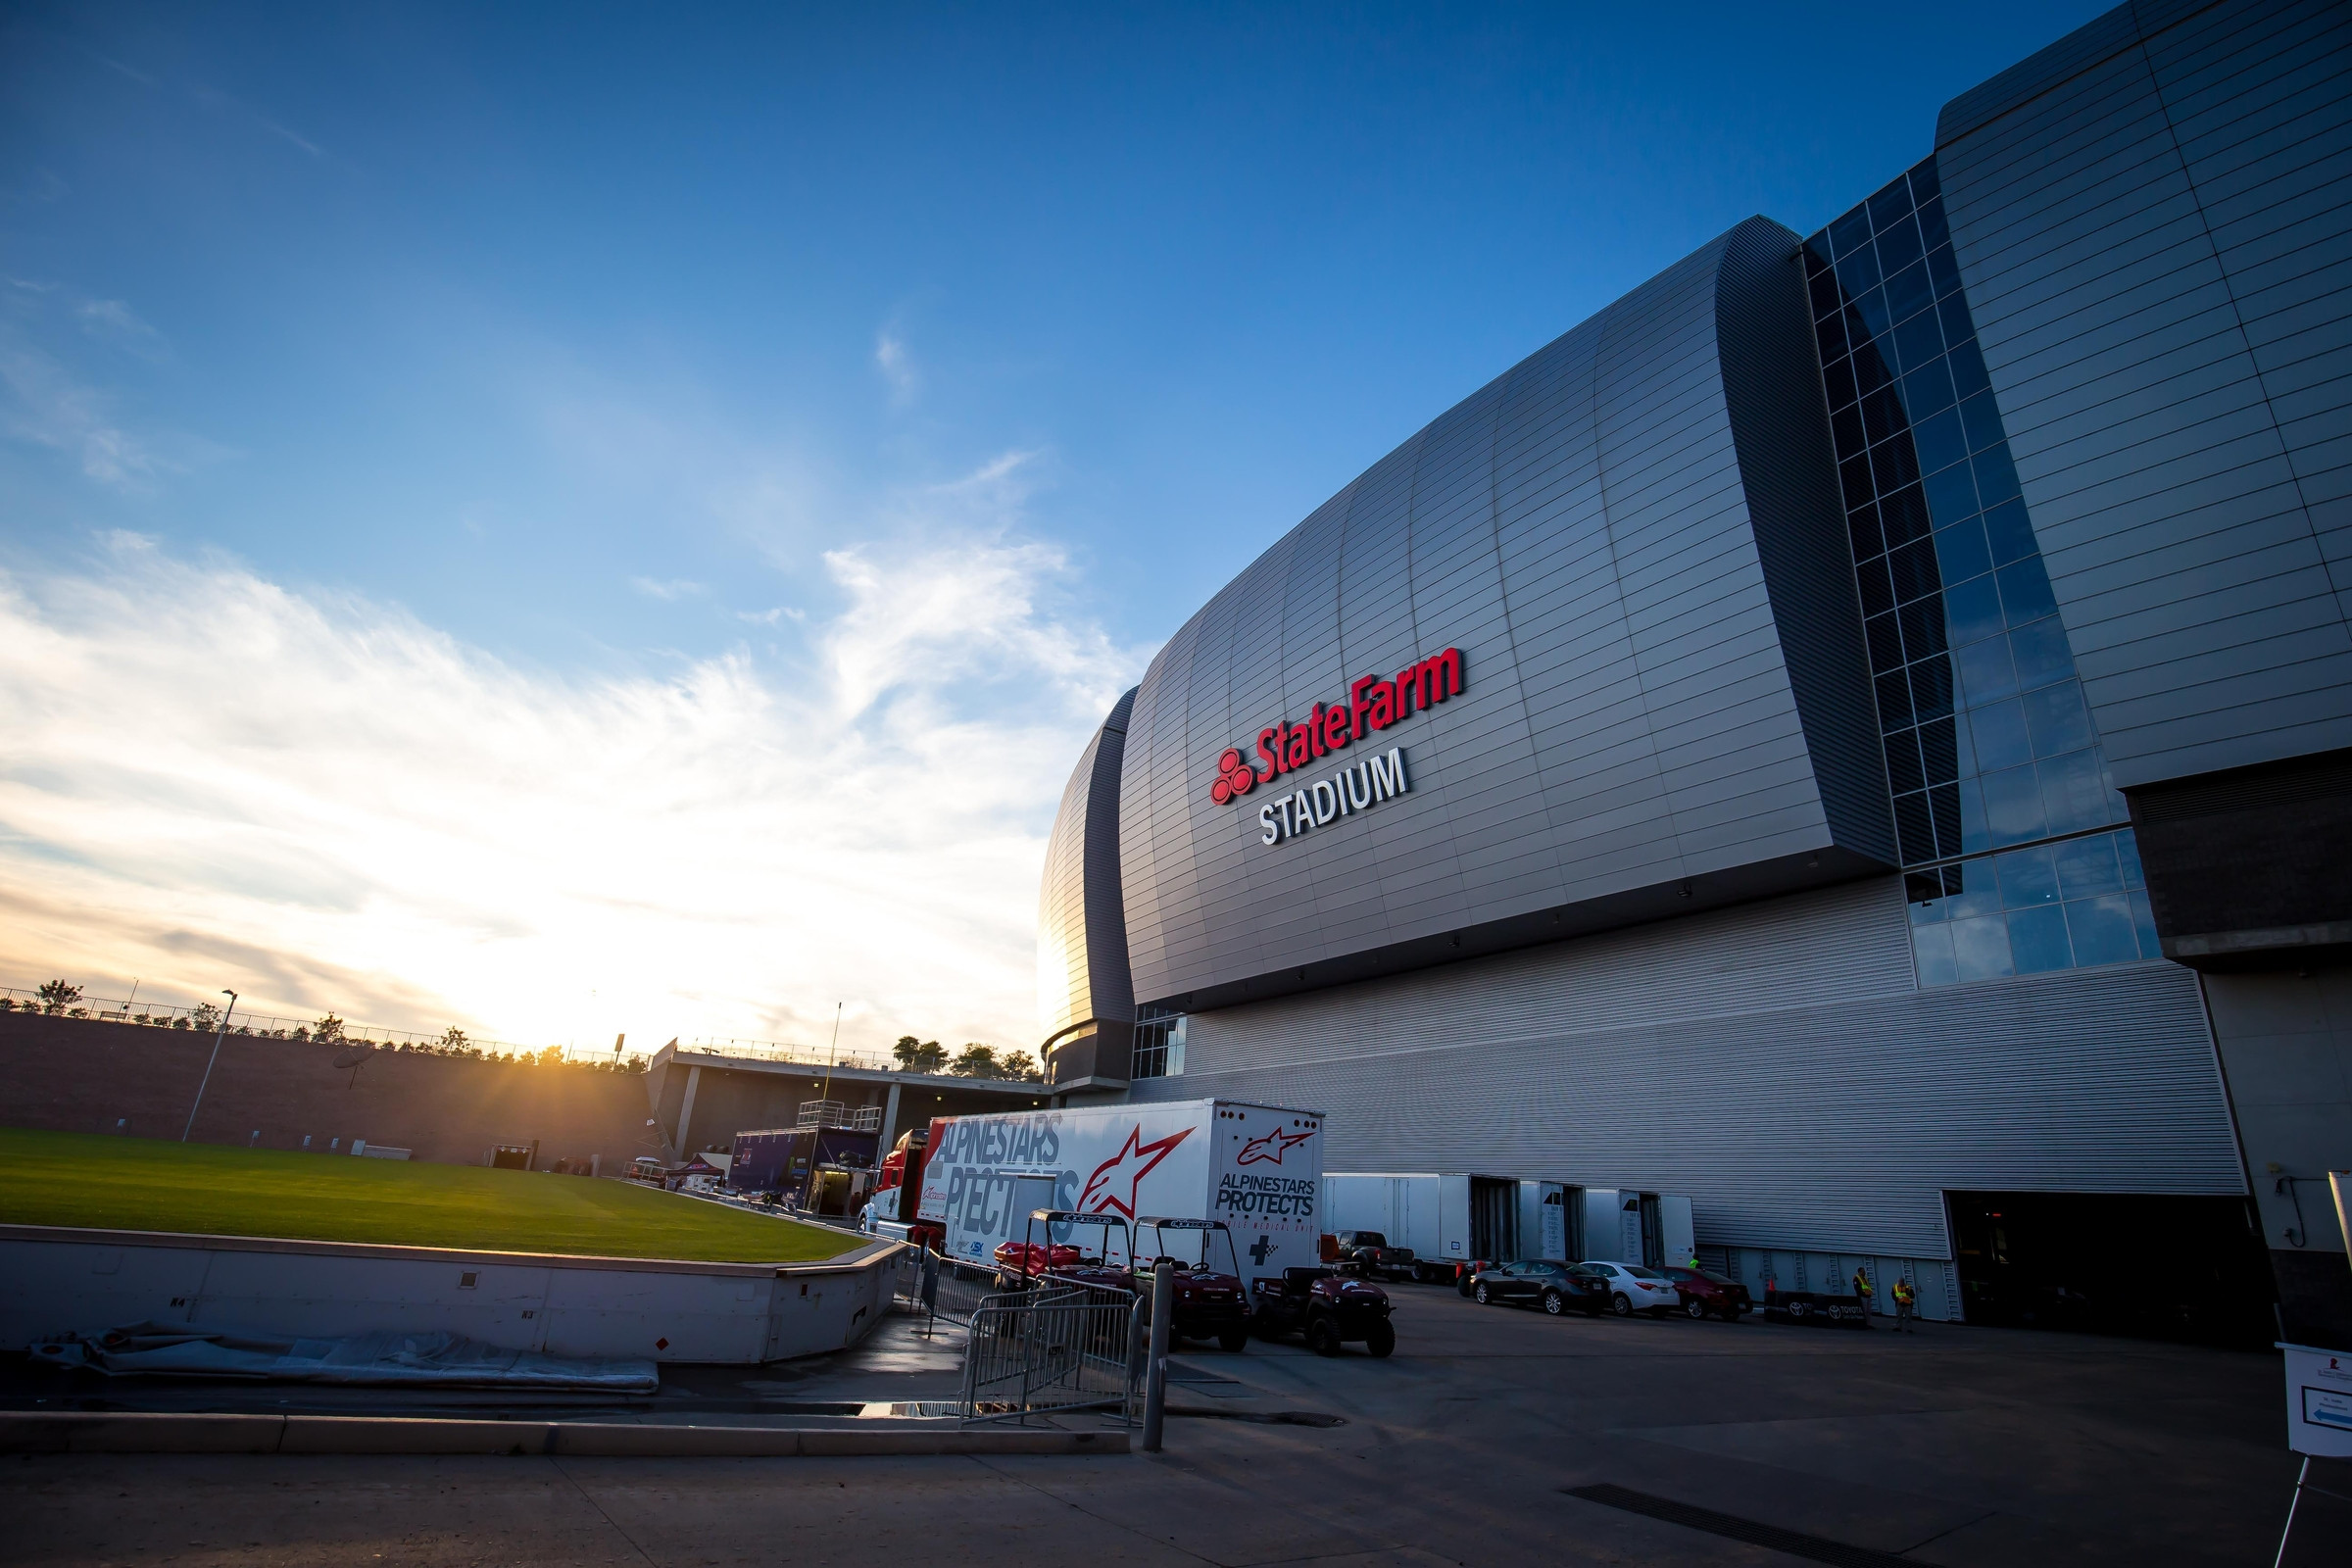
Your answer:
1036,688 -> 1139,1082
1715,219 -> 1901,864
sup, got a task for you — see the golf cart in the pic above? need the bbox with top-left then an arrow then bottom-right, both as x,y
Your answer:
1250,1265 -> 1396,1357
1135,1215 -> 1252,1353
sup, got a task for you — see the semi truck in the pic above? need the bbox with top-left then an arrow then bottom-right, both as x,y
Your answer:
1324,1173 -> 1694,1276
913,1099 -> 1324,1290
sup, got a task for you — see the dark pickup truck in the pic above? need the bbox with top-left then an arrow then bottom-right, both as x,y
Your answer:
1332,1230 -> 1420,1283
1250,1266 -> 1396,1356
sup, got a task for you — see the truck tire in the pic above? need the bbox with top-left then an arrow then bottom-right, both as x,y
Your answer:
1366,1319 -> 1396,1358
1306,1317 -> 1343,1356
1218,1327 -> 1249,1353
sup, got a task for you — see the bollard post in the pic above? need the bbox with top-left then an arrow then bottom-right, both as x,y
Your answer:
1141,1258 -> 1174,1452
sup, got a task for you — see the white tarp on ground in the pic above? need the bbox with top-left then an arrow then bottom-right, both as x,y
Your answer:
26,1322 -> 660,1392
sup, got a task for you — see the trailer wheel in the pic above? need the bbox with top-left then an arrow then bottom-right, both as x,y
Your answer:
1218,1328 -> 1249,1353
1365,1320 -> 1396,1358
1305,1317 -> 1343,1356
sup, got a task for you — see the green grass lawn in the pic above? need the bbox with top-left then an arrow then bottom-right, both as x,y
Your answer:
0,1129 -> 853,1263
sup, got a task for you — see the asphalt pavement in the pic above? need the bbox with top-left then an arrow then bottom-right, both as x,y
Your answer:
5,1282 -> 2342,1566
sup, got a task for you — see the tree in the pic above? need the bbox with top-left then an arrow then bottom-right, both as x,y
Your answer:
891,1035 -> 946,1073
950,1043 -> 1001,1078
188,1002 -> 219,1032
998,1050 -> 1044,1084
35,979 -> 81,1016
312,1013 -> 346,1045
439,1026 -> 469,1052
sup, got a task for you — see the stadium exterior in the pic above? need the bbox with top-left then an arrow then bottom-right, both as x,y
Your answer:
1039,0 -> 2352,1340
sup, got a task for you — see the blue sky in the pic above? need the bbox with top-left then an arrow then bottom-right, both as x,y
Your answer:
0,2 -> 2111,1054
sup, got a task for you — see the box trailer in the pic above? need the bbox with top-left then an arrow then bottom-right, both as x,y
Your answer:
914,1099 -> 1323,1289
1325,1173 -> 1694,1273
729,1126 -> 881,1214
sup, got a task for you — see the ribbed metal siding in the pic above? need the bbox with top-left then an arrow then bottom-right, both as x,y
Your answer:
1137,878 -> 2240,1259
1035,689 -> 1138,1040
1118,217 -> 1888,1007
1935,0 -> 2352,788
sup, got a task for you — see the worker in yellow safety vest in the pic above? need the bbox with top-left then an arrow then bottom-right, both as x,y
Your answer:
1851,1265 -> 1873,1321
1891,1276 -> 1917,1333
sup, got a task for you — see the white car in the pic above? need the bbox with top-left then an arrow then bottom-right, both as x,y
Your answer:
1576,1261 -> 1683,1317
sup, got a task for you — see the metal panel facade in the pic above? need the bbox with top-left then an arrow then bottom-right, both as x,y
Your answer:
1936,0 -> 2352,787
1134,876 -> 2239,1259
1114,217 -> 1892,1010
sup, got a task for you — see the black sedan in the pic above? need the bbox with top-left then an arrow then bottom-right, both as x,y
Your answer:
1469,1260 -> 1607,1316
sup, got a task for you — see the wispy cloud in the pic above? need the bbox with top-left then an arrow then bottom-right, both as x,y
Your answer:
628,576 -> 705,602
875,330 -> 918,407
74,297 -> 167,359
0,531 -> 1149,1056
0,341 -> 166,488
190,85 -> 325,161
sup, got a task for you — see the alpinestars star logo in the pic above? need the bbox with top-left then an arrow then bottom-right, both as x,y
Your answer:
1077,1124 -> 1193,1220
1235,1126 -> 1313,1165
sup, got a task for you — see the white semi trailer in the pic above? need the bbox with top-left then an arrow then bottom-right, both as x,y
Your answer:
914,1099 -> 1325,1289
1325,1173 -> 1694,1274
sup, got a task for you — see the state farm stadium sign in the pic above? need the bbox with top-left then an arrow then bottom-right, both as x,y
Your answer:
1202,646 -> 1462,848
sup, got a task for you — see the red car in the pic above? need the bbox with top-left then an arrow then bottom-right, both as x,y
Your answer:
1662,1265 -> 1753,1321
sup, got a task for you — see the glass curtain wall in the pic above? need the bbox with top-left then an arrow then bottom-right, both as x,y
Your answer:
1803,159 -> 2162,986
1131,1005 -> 1185,1079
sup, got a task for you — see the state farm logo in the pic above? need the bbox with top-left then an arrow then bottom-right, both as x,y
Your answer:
1204,646 -> 1462,804
1207,749 -> 1257,805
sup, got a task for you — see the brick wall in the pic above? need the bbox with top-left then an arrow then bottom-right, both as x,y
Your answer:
0,1012 -> 660,1169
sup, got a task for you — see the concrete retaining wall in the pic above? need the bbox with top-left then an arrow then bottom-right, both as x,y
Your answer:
0,1224 -> 901,1364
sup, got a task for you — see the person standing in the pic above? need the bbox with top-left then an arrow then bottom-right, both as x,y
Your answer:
1891,1275 -> 1917,1333
1851,1264 -> 1874,1322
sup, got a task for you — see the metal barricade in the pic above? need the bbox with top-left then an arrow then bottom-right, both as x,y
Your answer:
959,1280 -> 1144,1426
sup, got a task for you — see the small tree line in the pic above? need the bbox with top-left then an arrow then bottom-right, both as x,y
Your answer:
890,1035 -> 1042,1081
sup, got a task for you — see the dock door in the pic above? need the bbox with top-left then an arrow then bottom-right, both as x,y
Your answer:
1470,1177 -> 1518,1261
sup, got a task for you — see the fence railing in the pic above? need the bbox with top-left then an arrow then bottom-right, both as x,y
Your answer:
960,1281 -> 1143,1428
674,1037 -> 898,1072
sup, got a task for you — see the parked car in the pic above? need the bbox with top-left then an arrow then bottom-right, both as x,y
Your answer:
1469,1260 -> 1606,1316
1333,1230 -> 1419,1282
1250,1265 -> 1396,1356
1575,1261 -> 1683,1317
1662,1264 -> 1753,1321
1455,1259 -> 1495,1297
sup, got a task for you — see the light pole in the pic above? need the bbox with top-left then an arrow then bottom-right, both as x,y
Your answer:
181,989 -> 238,1143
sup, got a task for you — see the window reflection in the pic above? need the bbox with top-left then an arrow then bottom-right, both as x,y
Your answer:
1806,155 -> 2141,988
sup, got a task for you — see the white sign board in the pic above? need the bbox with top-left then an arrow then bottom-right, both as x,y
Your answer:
2280,1342 -> 2352,1457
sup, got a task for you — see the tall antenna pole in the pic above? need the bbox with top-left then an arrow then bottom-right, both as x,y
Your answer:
819,1002 -> 843,1112
182,989 -> 238,1143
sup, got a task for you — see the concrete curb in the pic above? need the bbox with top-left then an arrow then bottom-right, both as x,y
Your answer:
0,1412 -> 1127,1457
